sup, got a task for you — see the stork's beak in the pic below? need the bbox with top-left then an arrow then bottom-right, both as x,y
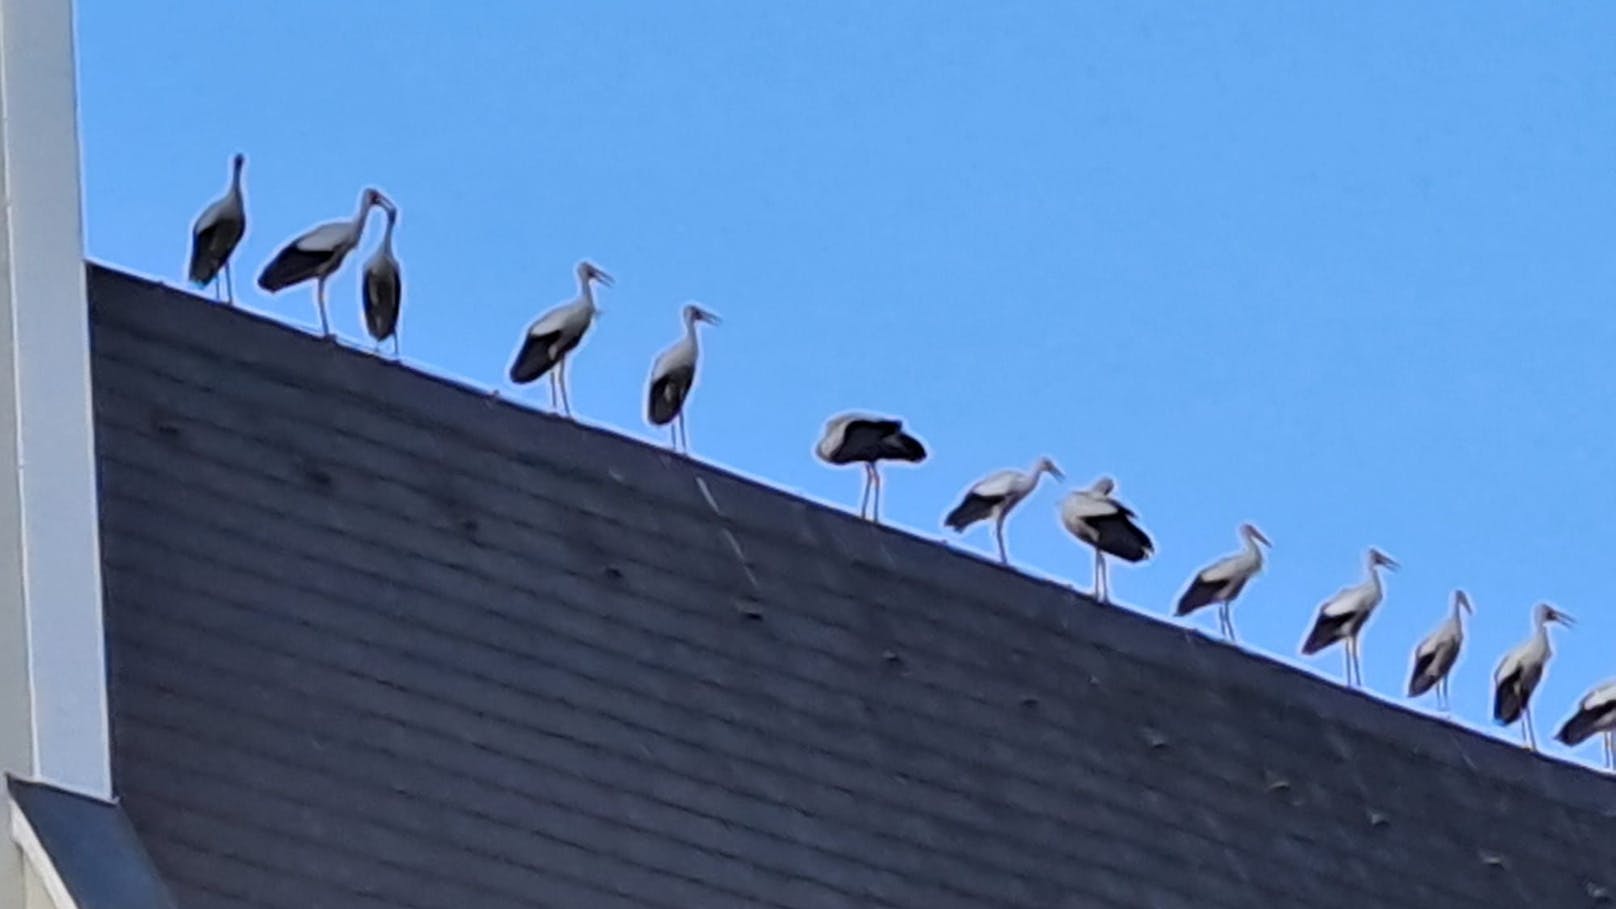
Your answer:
594,269 -> 615,287
376,192 -> 398,215
1456,591 -> 1473,614
696,307 -> 722,325
1551,607 -> 1576,626
1250,526 -> 1272,547
1048,464 -> 1065,481
1375,551 -> 1399,569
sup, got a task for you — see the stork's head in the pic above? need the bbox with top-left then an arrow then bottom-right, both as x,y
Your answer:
1454,590 -> 1473,615
1090,476 -> 1116,496
683,303 -> 721,327
231,153 -> 245,172
1240,523 -> 1271,547
362,187 -> 397,215
1035,457 -> 1064,481
1367,547 -> 1398,570
1535,602 -> 1574,627
577,260 -> 614,287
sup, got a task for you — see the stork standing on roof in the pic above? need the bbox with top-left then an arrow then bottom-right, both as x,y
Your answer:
1058,477 -> 1153,604
1492,602 -> 1573,752
361,204 -> 403,359
1555,679 -> 1616,770
1175,523 -> 1271,642
258,187 -> 395,338
1299,547 -> 1398,689
647,303 -> 720,453
944,457 -> 1064,566
1407,590 -> 1472,711
508,261 -> 613,417
187,153 -> 247,305
815,413 -> 927,524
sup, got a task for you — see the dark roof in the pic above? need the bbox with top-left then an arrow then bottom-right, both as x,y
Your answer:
89,262 -> 1616,909
8,776 -> 179,909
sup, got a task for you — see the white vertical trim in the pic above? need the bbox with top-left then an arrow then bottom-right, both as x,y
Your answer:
0,0 -> 110,798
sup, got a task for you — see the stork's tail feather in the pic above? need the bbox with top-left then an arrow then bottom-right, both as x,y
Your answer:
1493,681 -> 1526,725
1093,516 -> 1152,563
257,245 -> 324,293
1556,709 -> 1603,746
884,432 -> 926,462
1300,614 -> 1347,655
944,494 -> 994,532
1174,576 -> 1220,616
509,331 -> 562,384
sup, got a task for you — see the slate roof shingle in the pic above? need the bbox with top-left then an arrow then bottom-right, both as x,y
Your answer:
88,263 -> 1616,909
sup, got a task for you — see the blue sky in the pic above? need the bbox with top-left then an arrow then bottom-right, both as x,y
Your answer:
76,2 -> 1616,764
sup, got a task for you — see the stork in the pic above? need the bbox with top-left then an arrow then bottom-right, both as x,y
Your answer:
1493,602 -> 1573,752
1174,523 -> 1271,642
187,152 -> 247,305
258,187 -> 394,338
815,413 -> 927,523
507,261 -> 613,417
1407,590 -> 1472,711
944,457 -> 1064,565
1299,547 -> 1398,688
361,205 -> 403,359
1555,679 -> 1616,770
1058,477 -> 1153,604
646,303 -> 721,453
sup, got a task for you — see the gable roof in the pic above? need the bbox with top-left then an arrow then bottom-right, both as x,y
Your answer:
8,777 -> 179,909
88,263 -> 1616,909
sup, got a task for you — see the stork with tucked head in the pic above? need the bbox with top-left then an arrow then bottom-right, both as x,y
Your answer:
1300,547 -> 1398,688
1493,602 -> 1573,752
258,187 -> 395,338
1407,590 -> 1472,711
508,260 -> 614,417
1555,679 -> 1616,770
815,413 -> 927,524
1175,522 -> 1271,642
944,456 -> 1064,566
188,152 -> 247,305
1058,476 -> 1153,604
361,204 -> 403,359
647,303 -> 721,453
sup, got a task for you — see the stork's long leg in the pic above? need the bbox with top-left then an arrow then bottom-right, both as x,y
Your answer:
1221,604 -> 1237,643
549,371 -> 561,412
677,411 -> 689,454
871,466 -> 883,524
1523,704 -> 1538,751
224,261 -> 235,306
1092,549 -> 1104,602
1605,732 -> 1613,770
559,358 -> 573,417
393,326 -> 401,361
858,464 -> 873,519
316,279 -> 332,339
994,514 -> 1008,565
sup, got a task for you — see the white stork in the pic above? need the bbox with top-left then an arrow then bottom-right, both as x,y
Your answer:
943,456 -> 1064,565
1555,679 -> 1616,770
815,413 -> 927,523
361,205 -> 403,359
507,261 -> 614,417
1493,602 -> 1573,752
646,303 -> 721,452
1299,547 -> 1398,688
1058,477 -> 1153,604
1407,590 -> 1472,711
187,153 -> 247,305
258,187 -> 395,338
1174,523 -> 1271,642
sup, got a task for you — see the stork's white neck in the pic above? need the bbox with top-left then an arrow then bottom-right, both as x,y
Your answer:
380,215 -> 395,251
577,272 -> 597,309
